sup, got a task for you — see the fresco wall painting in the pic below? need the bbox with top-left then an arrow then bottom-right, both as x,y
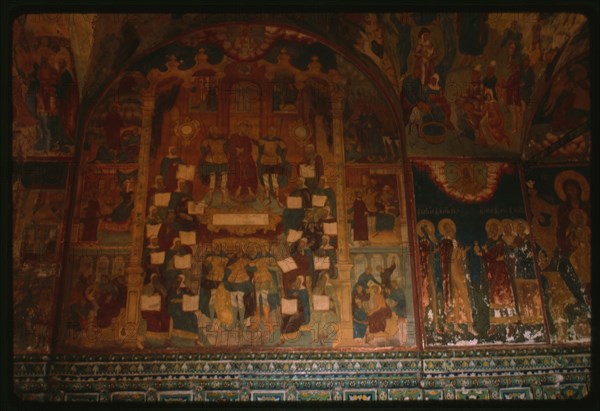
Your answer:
411,160 -> 546,346
524,166 -> 591,343
11,14 -> 79,354
57,26 -> 418,352
391,13 -> 588,159
12,162 -> 72,353
12,15 -> 79,158
9,11 -> 593,404
525,55 -> 590,161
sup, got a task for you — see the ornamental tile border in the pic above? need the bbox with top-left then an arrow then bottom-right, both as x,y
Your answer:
12,347 -> 591,402
296,390 -> 332,401
499,387 -> 534,400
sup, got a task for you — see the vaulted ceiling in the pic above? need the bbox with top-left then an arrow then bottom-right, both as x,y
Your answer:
12,12 -> 590,162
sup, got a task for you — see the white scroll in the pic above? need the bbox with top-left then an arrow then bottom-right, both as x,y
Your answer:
146,224 -> 161,238
281,298 -> 298,316
140,294 -> 161,312
286,229 -> 303,243
179,231 -> 196,246
299,164 -> 316,178
212,213 -> 269,225
187,201 -> 205,215
182,294 -> 199,312
286,196 -> 303,209
150,251 -> 165,265
277,257 -> 298,273
176,164 -> 195,181
174,254 -> 192,269
311,194 -> 327,207
312,294 -> 330,312
153,192 -> 171,207
323,222 -> 338,236
314,256 -> 331,270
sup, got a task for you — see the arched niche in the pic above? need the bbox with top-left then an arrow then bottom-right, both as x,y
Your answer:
65,23 -> 407,350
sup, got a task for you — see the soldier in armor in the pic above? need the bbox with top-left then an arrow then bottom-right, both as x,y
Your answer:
201,243 -> 230,328
252,244 -> 279,333
224,243 -> 256,329
199,125 -> 229,205
258,126 -> 288,206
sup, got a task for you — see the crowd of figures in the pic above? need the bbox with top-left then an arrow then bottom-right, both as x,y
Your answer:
131,121 -> 341,347
397,15 -> 545,151
416,217 -> 546,343
402,56 -> 535,149
351,256 -> 409,345
69,114 -> 345,348
135,237 -> 341,347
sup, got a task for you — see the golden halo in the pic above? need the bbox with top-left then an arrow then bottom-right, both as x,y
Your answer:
242,240 -> 261,256
417,219 -> 435,236
501,218 -> 514,232
485,218 -> 501,234
514,219 -> 530,235
437,218 -> 456,236
554,170 -> 589,202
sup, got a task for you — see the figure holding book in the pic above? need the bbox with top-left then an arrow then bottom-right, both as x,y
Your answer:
283,177 -> 311,233
164,238 -> 192,289
138,273 -> 170,348
167,275 -> 205,346
297,144 -> 323,193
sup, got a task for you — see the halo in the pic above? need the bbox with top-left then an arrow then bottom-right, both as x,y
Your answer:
437,218 -> 456,235
485,218 -> 501,234
417,219 -> 435,236
369,282 -> 382,293
501,218 -> 514,230
513,219 -> 530,235
418,27 -> 431,37
554,170 -> 589,202
243,241 -> 258,255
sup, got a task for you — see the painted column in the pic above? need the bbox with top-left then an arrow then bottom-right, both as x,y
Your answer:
121,92 -> 155,347
329,88 -> 354,347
